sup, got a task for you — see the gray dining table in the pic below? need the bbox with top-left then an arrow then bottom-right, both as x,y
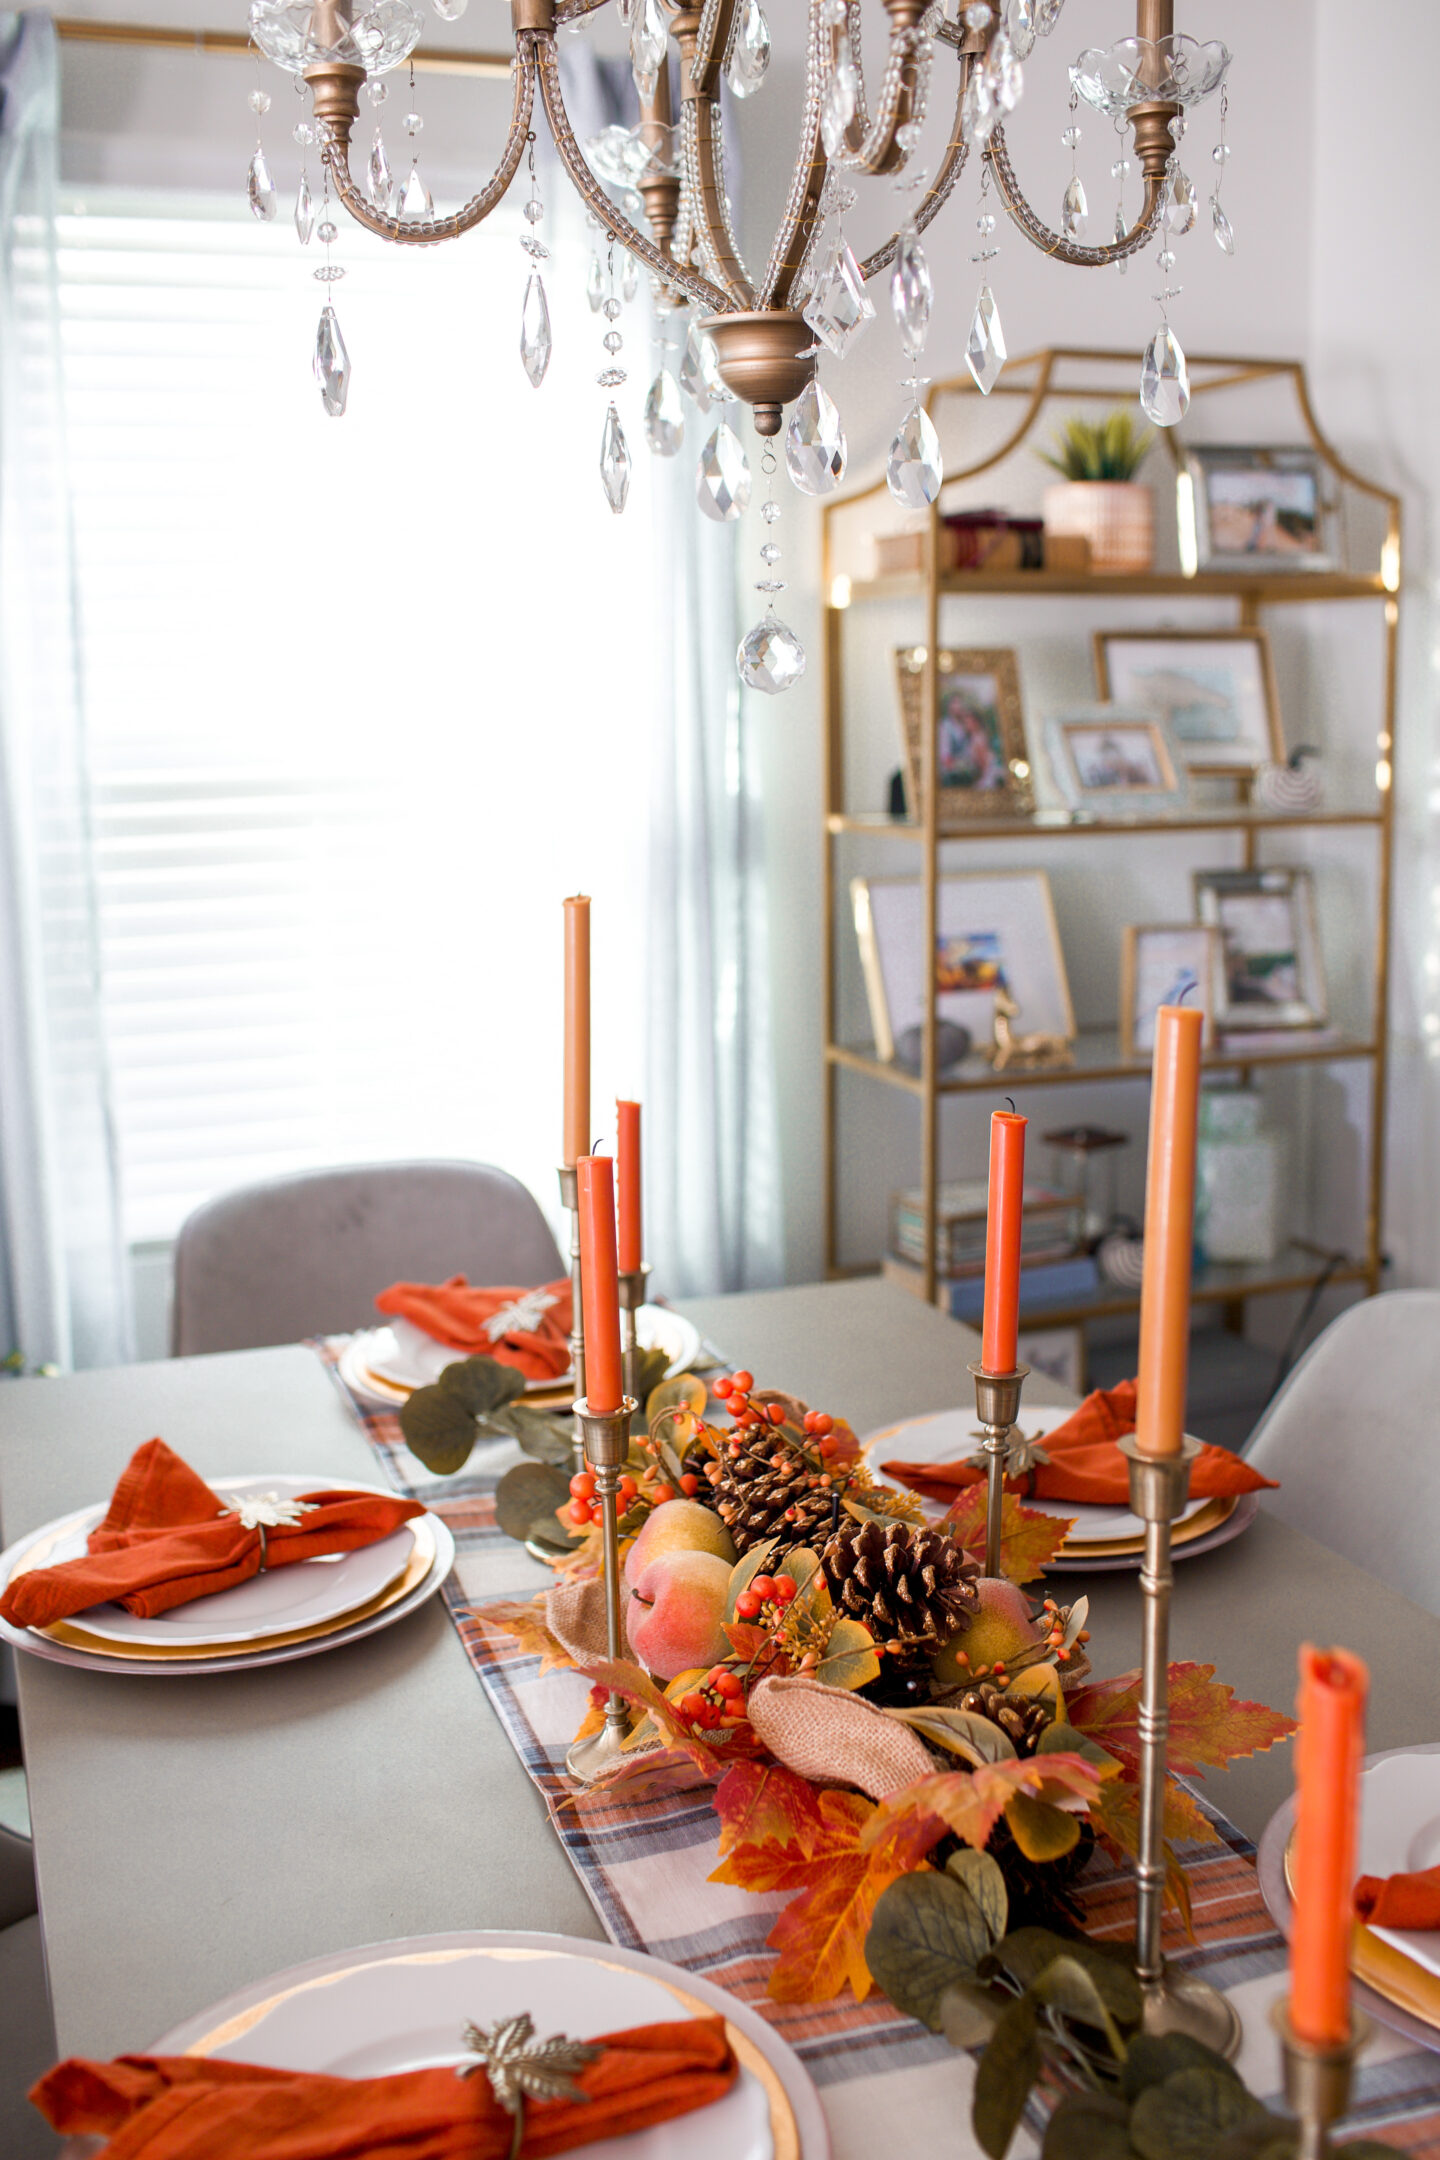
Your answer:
3,1278 -> 1434,2065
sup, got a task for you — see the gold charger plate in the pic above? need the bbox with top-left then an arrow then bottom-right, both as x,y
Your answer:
1282,1829 -> 1440,2030
1054,1494 -> 1237,1560
8,1513 -> 436,1663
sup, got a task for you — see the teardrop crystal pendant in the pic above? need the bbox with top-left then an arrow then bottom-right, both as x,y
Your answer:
432,0 -> 467,18
398,163 -> 432,219
1212,198 -> 1235,255
586,255 -> 605,316
294,169 -> 314,245
643,367 -> 684,456
1140,323 -> 1190,427
1113,206 -> 1129,270
738,608 -> 806,695
367,132 -> 391,210
820,36 -> 859,157
630,0 -> 667,102
520,272 -> 552,388
1061,174 -> 1087,239
965,282 -> 1006,395
784,378 -> 846,497
696,421 -> 751,521
680,319 -> 714,413
987,29 -> 1023,112
600,404 -> 631,514
247,148 -> 277,222
313,304 -> 350,417
621,252 -> 639,303
963,67 -> 997,146
803,235 -> 875,360
1164,167 -> 1196,236
728,0 -> 770,98
1007,0 -> 1036,59
886,404 -> 943,508
891,226 -> 932,356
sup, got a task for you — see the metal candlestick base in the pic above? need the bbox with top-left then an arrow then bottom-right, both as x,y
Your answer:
564,1395 -> 639,1784
1119,1430 -> 1242,2061
1273,2001 -> 1371,2160
618,1265 -> 651,1413
967,1361 -> 1029,1580
557,1165 -> 587,1475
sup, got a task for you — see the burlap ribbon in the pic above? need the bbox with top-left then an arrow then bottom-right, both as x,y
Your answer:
746,1675 -> 935,1799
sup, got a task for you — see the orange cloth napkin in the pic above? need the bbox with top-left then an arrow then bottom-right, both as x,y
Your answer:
375,1277 -> 573,1380
1355,1864 -> 1440,1930
0,1438 -> 423,1630
32,2016 -> 739,2159
881,1380 -> 1278,1507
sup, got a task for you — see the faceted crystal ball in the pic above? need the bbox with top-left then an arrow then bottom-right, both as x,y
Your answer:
738,611 -> 806,695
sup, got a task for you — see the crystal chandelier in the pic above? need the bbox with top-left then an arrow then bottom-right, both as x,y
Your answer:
249,0 -> 1232,690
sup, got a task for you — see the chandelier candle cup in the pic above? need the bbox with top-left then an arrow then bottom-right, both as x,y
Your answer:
563,1393 -> 641,1783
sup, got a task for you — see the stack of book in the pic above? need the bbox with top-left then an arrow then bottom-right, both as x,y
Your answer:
884,1179 -> 1100,1320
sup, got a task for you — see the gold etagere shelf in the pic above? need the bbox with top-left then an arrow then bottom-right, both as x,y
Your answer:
821,348 -> 1401,1340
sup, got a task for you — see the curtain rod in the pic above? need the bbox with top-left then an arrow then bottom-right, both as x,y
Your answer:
53,17 -> 512,77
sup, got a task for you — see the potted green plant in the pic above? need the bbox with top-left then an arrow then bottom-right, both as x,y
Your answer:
1039,411 -> 1156,574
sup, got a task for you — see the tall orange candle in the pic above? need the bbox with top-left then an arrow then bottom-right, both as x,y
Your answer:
981,1108 -> 1027,1374
576,1154 -> 623,1412
1290,1643 -> 1368,2045
1134,1003 -> 1203,1457
563,897 -> 591,1169
616,1099 -> 642,1274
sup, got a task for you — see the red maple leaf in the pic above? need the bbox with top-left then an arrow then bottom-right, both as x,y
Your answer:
942,1486 -> 1074,1585
1066,1662 -> 1296,1782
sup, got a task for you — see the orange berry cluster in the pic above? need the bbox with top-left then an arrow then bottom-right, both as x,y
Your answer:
566,1469 -> 638,1527
679,1665 -> 745,1730
712,1372 -> 841,1459
1038,1596 -> 1091,1664
732,1572 -> 798,1623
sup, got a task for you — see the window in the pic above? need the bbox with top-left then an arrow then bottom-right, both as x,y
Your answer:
55,188 -> 660,1245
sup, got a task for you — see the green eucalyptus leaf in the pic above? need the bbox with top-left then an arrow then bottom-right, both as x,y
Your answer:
1029,1955 -> 1126,2058
724,1539 -> 781,1621
1041,2092 -> 1135,2160
628,1348 -> 671,1430
1122,2032 -> 1243,2104
946,1847 -> 1009,1943
1208,2125 -> 1297,2160
972,1990 -> 1042,2160
987,1929 -> 1142,2025
496,1405 -> 574,1464
436,1356 -> 527,1416
865,1870 -> 998,2026
938,1980 -> 1002,2050
814,1616 -> 881,1691
1035,1722 -> 1119,1771
1003,1791 -> 1082,1863
397,1384 -> 479,1476
892,1706 -> 1019,1767
1129,2067 -> 1269,2160
494,1461 -> 572,1543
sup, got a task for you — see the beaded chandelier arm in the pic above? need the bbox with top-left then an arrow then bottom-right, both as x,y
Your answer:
986,126 -> 1164,265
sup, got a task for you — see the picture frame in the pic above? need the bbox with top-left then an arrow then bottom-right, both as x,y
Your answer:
1017,1324 -> 1087,1397
1044,704 -> 1189,816
1181,445 -> 1335,574
1094,628 -> 1284,778
894,646 -> 1034,824
1120,923 -> 1222,1058
1193,867 -> 1328,1031
852,869 -> 1074,1064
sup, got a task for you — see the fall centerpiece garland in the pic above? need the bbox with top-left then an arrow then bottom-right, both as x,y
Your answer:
403,1360 -> 1314,2159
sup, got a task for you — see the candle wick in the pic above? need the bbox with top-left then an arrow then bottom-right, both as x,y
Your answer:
1175,979 -> 1197,1005
1004,1096 -> 1016,1115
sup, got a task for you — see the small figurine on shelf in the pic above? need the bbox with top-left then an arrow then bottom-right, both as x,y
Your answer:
1254,744 -> 1324,814
989,985 -> 1074,1074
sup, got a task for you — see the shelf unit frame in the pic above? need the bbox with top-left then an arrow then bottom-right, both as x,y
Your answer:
821,348 -> 1403,1323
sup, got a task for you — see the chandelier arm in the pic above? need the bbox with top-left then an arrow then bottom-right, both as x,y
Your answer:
755,0 -> 827,311
856,116 -> 968,284
835,14 -> 930,180
533,36 -> 731,312
986,126 -> 1165,264
316,45 -> 535,245
681,94 -> 755,307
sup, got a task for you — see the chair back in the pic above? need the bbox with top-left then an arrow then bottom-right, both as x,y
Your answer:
1246,1290 -> 1440,1616
171,1159 -> 564,1356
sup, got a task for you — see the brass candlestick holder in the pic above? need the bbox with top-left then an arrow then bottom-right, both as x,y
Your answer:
564,1393 -> 639,1783
1119,1430 -> 1242,2058
1272,2001 -> 1371,2160
618,1265 -> 650,1410
557,1165 -> 587,1476
968,1360 -> 1029,1580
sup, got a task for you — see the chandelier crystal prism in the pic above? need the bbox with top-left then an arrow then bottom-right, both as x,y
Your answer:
259,0 -> 1230,689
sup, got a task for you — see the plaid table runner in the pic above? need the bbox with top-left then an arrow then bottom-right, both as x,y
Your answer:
318,1341 -> 1440,2158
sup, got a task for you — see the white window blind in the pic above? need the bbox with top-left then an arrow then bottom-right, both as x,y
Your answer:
51,188 -> 661,1245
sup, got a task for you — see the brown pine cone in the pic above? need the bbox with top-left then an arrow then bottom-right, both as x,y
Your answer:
821,1519 -> 979,1659
945,1679 -> 1050,1757
713,1448 -> 840,1556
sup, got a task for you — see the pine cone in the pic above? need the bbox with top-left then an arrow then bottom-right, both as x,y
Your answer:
713,1446 -> 840,1556
821,1519 -> 979,1659
945,1679 -> 1050,1757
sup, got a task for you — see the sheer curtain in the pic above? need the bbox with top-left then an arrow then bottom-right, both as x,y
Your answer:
0,11 -> 131,1371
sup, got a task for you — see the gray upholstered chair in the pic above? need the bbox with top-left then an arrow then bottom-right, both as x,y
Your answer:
171,1160 -> 564,1356
1245,1290 -> 1440,1616
0,1823 -> 58,2157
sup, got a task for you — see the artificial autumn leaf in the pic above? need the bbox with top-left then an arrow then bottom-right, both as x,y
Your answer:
712,1762 -> 829,1875
574,1656 -> 726,1780
1067,1662 -> 1296,1781
942,1485 -> 1075,1585
473,1595 -> 577,1676
567,1745 -> 722,1814
862,1753 -> 1103,1858
1087,1776 -> 1202,1933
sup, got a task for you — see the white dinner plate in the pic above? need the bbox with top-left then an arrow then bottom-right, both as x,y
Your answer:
149,1929 -> 829,2159
343,1305 -> 705,1406
861,1403 -> 1213,1543
22,1475 -> 417,1647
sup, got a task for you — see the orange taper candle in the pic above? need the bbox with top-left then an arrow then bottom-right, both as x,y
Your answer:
1290,1643 -> 1368,2045
563,896 -> 591,1169
1134,1003 -> 1203,1457
981,1108 -> 1027,1374
576,1154 -> 623,1413
616,1099 -> 642,1275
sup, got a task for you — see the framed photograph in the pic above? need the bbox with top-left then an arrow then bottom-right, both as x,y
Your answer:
1017,1324 -> 1087,1396
1094,628 -> 1284,777
1183,445 -> 1334,573
1193,867 -> 1328,1031
1120,924 -> 1222,1058
1044,704 -> 1188,816
894,646 -> 1034,824
852,869 -> 1074,1063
